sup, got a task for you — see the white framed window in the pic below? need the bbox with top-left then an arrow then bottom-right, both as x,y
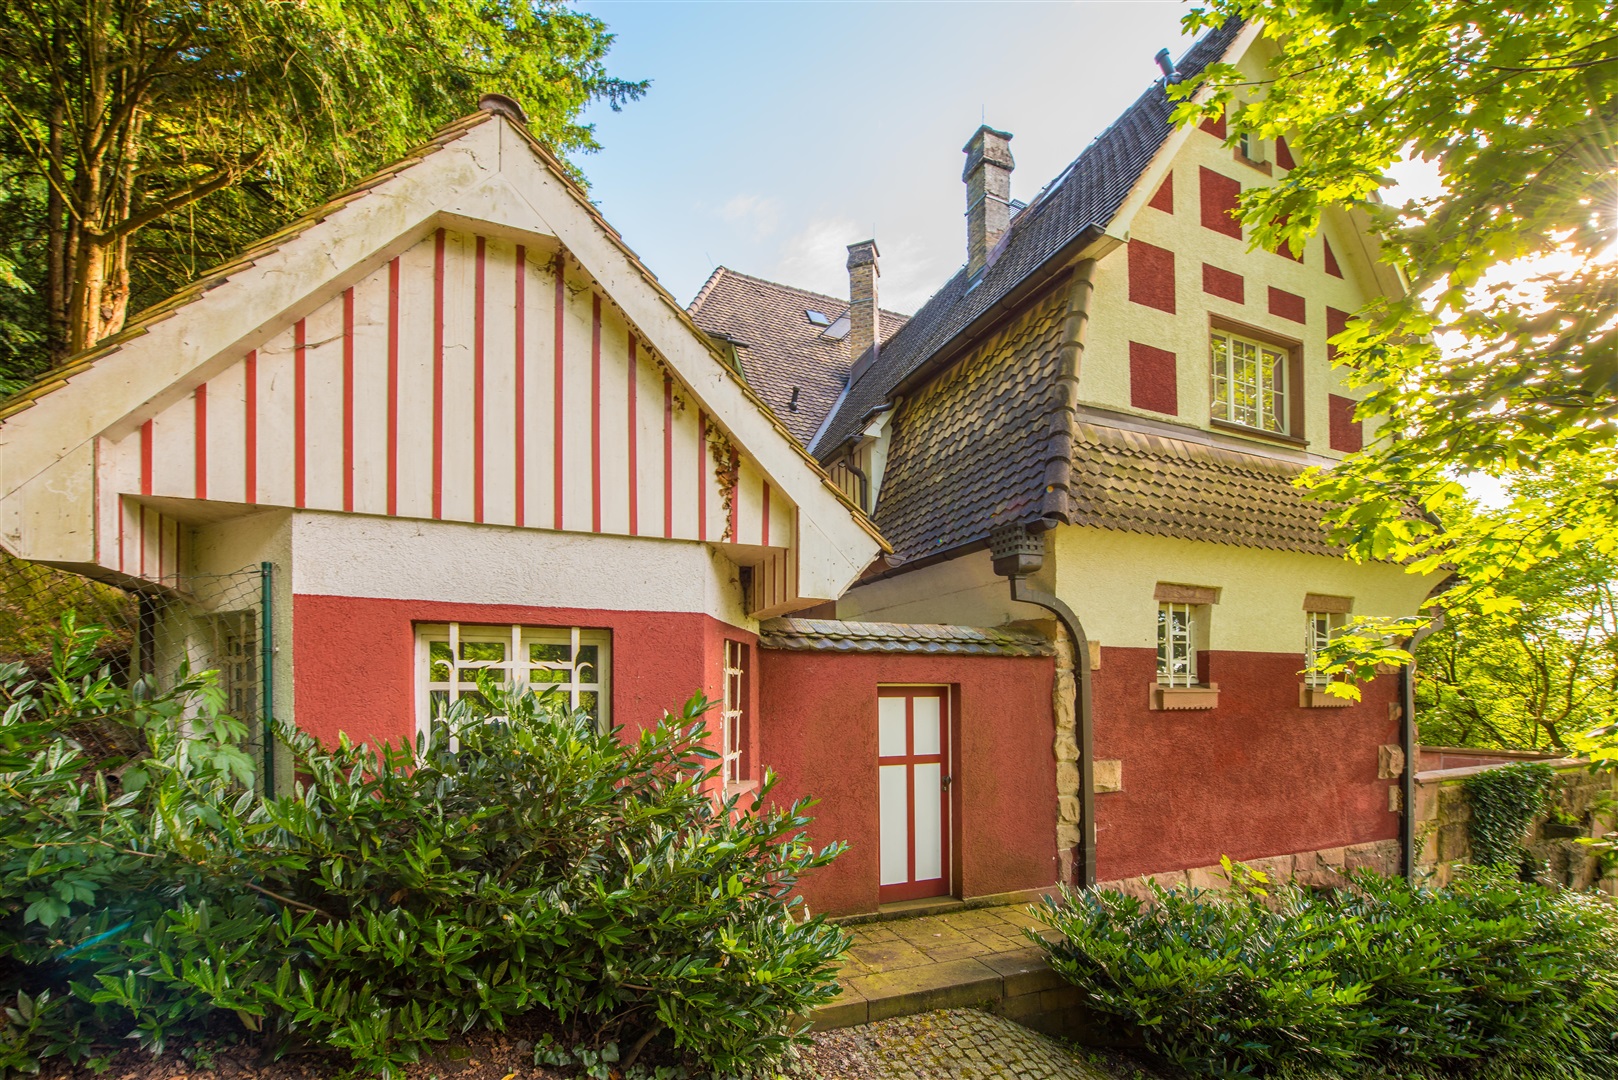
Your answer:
1304,611 -> 1346,687
416,622 -> 609,733
721,640 -> 750,789
1211,329 -> 1288,434
1157,602 -> 1198,687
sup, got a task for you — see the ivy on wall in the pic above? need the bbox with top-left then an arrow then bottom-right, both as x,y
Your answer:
1464,762 -> 1556,868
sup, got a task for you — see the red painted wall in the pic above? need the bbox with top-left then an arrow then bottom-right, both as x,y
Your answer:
758,649 -> 1058,917
1199,167 -> 1243,239
1128,240 -> 1177,314
1092,646 -> 1400,881
1202,263 -> 1245,304
1268,286 -> 1307,324
292,594 -> 751,757
1129,341 -> 1179,416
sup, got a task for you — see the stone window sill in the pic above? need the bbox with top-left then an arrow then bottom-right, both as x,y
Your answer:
1299,685 -> 1354,708
1233,149 -> 1274,175
725,779 -> 760,801
1151,684 -> 1220,711
1210,418 -> 1309,449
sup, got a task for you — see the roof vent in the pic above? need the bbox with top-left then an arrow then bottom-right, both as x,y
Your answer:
1154,49 -> 1182,84
805,309 -> 832,326
478,93 -> 529,124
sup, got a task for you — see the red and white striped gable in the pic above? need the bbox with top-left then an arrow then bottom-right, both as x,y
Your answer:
0,111 -> 880,616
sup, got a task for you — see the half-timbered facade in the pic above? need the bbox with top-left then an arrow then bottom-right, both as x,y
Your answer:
697,21 -> 1443,896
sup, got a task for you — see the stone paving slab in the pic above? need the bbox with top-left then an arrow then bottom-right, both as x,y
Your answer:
817,902 -> 1068,1029
808,1007 -> 1117,1079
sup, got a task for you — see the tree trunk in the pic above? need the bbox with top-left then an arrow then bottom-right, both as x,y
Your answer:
46,90 -> 69,365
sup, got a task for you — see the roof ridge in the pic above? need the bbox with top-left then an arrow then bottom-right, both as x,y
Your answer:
693,265 -> 911,321
687,265 -> 730,314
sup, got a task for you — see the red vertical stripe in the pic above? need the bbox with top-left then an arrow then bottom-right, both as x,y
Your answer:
294,318 -> 307,508
663,376 -> 674,538
553,250 -> 566,531
139,419 -> 153,495
432,228 -> 446,520
473,236 -> 487,523
514,245 -> 527,527
626,335 -> 638,535
193,385 -> 208,500
591,293 -> 602,533
697,409 -> 708,542
761,481 -> 770,546
343,287 -> 355,512
387,258 -> 400,516
245,351 -> 258,504
728,448 -> 739,542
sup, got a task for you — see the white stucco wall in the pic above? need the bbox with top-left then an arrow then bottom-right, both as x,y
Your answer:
286,510 -> 753,629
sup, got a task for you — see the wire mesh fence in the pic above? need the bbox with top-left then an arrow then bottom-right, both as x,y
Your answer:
0,552 -> 274,789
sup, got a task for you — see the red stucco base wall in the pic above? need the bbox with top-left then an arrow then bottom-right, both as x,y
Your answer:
758,649 -> 1058,917
291,594 -> 751,754
1093,646 -> 1400,881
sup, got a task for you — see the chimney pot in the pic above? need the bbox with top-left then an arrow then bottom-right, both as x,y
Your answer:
963,126 -> 1014,279
478,93 -> 529,124
846,239 -> 880,366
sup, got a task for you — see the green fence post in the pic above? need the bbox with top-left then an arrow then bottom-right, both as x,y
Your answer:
260,561 -> 275,796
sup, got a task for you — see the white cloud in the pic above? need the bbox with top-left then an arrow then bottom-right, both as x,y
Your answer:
770,218 -> 944,315
714,193 -> 781,241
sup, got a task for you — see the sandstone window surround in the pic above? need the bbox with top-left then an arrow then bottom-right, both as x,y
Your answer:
1208,315 -> 1306,446
1301,593 -> 1356,708
1152,583 -> 1219,710
418,622 -> 610,733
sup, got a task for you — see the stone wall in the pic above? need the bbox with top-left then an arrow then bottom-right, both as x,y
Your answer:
1098,838 -> 1401,898
1413,760 -> 1618,891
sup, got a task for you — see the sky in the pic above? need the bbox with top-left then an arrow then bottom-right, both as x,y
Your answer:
571,1 -> 1203,315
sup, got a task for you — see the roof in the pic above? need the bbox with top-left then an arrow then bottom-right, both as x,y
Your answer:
0,107 -> 890,562
758,617 -> 1053,657
688,267 -> 909,444
812,17 -> 1246,458
871,282 -> 1072,561
1063,421 -> 1340,557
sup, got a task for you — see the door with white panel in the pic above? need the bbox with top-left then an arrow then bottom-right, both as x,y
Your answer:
877,686 -> 952,903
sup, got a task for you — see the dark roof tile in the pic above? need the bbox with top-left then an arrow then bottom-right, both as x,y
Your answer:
687,268 -> 908,444
758,617 -> 1052,656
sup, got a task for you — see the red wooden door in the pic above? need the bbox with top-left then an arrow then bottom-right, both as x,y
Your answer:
877,686 -> 951,903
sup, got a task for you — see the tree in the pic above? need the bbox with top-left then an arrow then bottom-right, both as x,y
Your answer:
1174,2 -> 1617,618
1416,543 -> 1617,753
0,0 -> 644,380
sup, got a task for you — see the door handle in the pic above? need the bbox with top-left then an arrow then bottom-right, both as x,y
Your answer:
941,774 -> 953,790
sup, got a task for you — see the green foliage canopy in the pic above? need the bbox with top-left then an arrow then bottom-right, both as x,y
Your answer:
0,0 -> 644,382
1035,867 -> 1618,1078
0,624 -> 841,1078
1175,1 -> 1618,619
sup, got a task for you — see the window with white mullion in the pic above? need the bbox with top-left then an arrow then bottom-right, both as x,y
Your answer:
420,622 -> 609,732
721,640 -> 748,788
1157,602 -> 1197,687
1304,611 -> 1343,687
1210,330 -> 1288,434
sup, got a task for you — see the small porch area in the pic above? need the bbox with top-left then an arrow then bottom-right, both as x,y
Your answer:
814,900 -> 1095,1037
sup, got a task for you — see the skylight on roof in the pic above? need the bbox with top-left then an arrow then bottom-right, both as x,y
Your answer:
805,309 -> 832,326
821,316 -> 850,341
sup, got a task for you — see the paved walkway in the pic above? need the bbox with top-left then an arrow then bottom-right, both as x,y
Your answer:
819,904 -> 1075,1029
808,1008 -> 1118,1080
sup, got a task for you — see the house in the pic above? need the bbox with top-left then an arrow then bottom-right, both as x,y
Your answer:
0,96 -> 1062,918
690,19 -> 1441,896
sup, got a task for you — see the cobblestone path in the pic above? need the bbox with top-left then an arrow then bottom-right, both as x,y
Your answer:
808,1008 -> 1118,1080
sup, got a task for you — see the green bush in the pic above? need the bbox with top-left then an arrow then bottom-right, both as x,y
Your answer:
0,619 -> 845,1077
1465,761 -> 1557,868
1032,869 -> 1618,1078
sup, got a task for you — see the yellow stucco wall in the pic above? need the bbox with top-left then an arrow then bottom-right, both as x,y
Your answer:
1051,526 -> 1439,655
1080,41 -> 1387,456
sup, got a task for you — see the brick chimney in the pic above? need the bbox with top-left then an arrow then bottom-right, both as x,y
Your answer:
846,239 -> 880,363
963,125 -> 1014,279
